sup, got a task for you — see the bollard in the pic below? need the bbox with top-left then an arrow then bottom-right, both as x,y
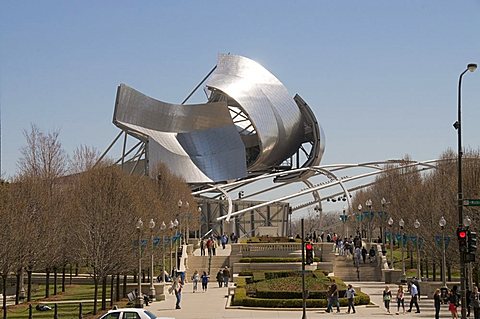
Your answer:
28,304 -> 32,319
54,303 -> 58,319
79,302 -> 83,319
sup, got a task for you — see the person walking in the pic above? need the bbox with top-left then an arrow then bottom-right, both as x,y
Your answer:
448,285 -> 460,319
406,281 -> 420,313
172,276 -> 183,309
471,286 -> 480,319
345,284 -> 356,314
361,246 -> 368,264
434,289 -> 441,319
326,283 -> 340,313
191,270 -> 200,293
216,269 -> 223,287
200,239 -> 205,256
223,266 -> 230,287
396,284 -> 406,314
201,271 -> 209,292
383,286 -> 392,313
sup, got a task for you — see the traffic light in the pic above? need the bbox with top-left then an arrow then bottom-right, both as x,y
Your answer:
305,242 -> 314,265
458,227 -> 468,252
466,230 -> 477,263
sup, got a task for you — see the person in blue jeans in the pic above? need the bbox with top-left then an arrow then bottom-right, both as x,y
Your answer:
173,276 -> 183,309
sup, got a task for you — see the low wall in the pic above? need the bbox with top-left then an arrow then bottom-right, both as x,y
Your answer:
233,262 -> 323,273
125,283 -> 166,301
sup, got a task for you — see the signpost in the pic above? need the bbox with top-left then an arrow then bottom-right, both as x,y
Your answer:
463,199 -> 480,206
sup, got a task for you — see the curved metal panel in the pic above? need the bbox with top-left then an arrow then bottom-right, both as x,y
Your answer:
114,84 -> 247,183
206,54 -> 304,171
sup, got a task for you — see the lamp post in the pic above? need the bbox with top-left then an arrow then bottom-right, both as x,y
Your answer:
169,220 -> 174,275
136,218 -> 144,308
414,219 -> 421,281
388,217 -> 394,269
160,221 -> 167,283
178,200 -> 190,245
455,63 -> 477,319
357,204 -> 363,238
173,218 -> 179,270
365,199 -> 372,243
148,219 -> 156,300
399,218 -> 406,280
381,198 -> 387,244
342,206 -> 347,238
439,216 -> 447,288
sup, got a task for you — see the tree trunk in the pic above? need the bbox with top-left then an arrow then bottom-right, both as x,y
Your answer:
448,262 -> 452,281
53,267 -> 58,295
101,276 -> 107,310
432,262 -> 436,281
123,275 -> 127,298
3,274 -> 8,319
425,258 -> 429,279
62,266 -> 66,293
15,270 -> 20,305
69,264 -> 72,285
27,269 -> 32,302
110,275 -> 114,308
45,268 -> 50,298
93,276 -> 98,315
116,274 -> 120,302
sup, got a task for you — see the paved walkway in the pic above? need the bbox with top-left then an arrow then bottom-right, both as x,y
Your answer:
148,281 -> 456,319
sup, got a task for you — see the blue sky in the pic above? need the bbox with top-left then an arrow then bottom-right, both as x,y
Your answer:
1,1 -> 480,181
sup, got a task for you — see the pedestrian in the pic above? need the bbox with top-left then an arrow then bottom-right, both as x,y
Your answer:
369,246 -> 376,263
345,284 -> 356,314
361,246 -> 367,263
223,266 -> 230,287
434,289 -> 441,319
383,285 -> 392,313
201,271 -> 209,291
470,285 -> 480,319
200,239 -> 205,256
212,237 -> 217,256
326,283 -> 340,313
172,276 -> 183,309
191,270 -> 200,293
396,284 -> 405,314
406,281 -> 420,313
216,270 -> 223,287
207,238 -> 213,256
448,285 -> 460,319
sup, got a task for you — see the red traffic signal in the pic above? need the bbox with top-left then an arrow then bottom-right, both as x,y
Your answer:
458,227 -> 468,252
306,243 -> 313,250
459,231 -> 467,239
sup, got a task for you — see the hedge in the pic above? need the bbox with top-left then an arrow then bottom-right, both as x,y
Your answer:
232,273 -> 370,308
238,257 -> 320,263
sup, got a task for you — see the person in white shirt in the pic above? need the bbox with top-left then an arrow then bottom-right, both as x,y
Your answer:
407,281 -> 420,313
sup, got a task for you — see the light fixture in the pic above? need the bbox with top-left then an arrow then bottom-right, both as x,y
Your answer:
149,218 -> 155,229
439,216 -> 446,228
388,217 -> 394,226
414,219 -> 420,229
160,221 -> 166,231
468,63 -> 477,72
136,218 -> 144,229
399,218 -> 405,228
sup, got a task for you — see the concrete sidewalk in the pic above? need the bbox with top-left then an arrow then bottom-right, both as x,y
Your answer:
148,281 -> 455,319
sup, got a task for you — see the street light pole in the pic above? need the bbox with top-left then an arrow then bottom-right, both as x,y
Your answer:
439,216 -> 447,288
365,199 -> 372,243
148,219 -> 156,301
357,204 -> 362,238
160,221 -> 166,283
169,220 -> 174,275
414,219 -> 421,281
173,219 -> 179,270
381,198 -> 387,244
388,217 -> 394,269
455,63 -> 477,319
399,218 -> 405,280
136,218 -> 144,308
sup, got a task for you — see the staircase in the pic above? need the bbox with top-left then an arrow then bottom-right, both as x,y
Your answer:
333,254 -> 382,281
187,255 -> 230,275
